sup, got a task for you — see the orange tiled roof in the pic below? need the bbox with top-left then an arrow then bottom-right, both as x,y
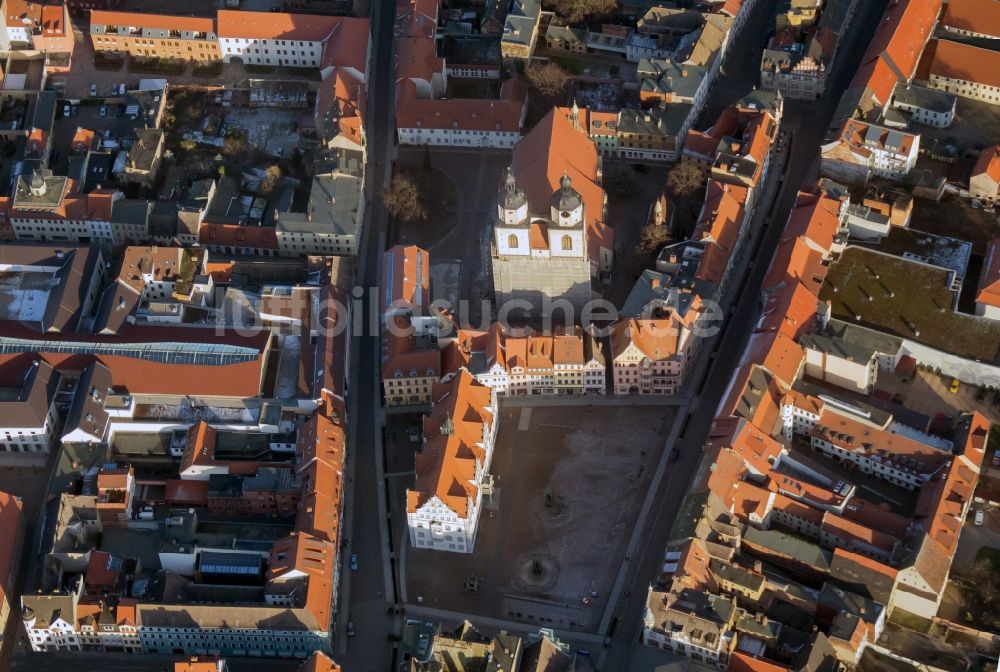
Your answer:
728,417 -> 785,474
217,9 -> 340,41
762,235 -> 827,294
705,448 -> 747,506
268,532 -> 335,630
784,190 -> 842,252
407,370 -> 494,518
942,0 -> 1000,37
740,331 -> 803,387
382,244 -> 430,311
317,17 -> 370,73
757,281 -> 819,340
717,363 -> 784,434
814,407 -> 951,475
769,473 -> 846,509
850,0 -> 942,103
72,128 -> 97,154
821,511 -> 899,554
299,652 -> 343,672
772,491 -> 824,526
513,109 -> 603,227
115,598 -> 137,626
174,659 -> 223,672
731,480 -> 772,521
552,327 -> 585,365
831,547 -> 899,581
728,652 -> 791,672
90,9 -> 216,34
610,317 -> 683,362
973,145 -> 1000,186
842,496 -> 911,538
181,421 -> 217,473
395,88 -> 524,133
381,316 -> 441,379
928,38 -> 1000,90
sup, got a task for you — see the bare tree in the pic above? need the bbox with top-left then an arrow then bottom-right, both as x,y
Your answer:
636,221 -> 671,256
260,165 -> 282,195
383,174 -> 427,222
550,0 -> 616,24
526,62 -> 572,98
666,162 -> 706,198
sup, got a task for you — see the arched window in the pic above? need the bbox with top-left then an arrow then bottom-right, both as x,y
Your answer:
561,235 -> 573,251
508,234 -> 519,248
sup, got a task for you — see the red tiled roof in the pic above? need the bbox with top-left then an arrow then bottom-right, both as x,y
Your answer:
407,370 -> 494,518
84,550 -> 118,589
175,659 -> 225,672
217,9 -> 340,41
942,0 -> 1000,38
850,0 -> 942,103
973,145 -> 1000,186
762,236 -> 827,294
165,479 -> 209,505
705,448 -> 748,506
757,281 -> 819,340
784,191 -> 842,252
821,511 -> 899,553
513,109 -> 602,228
299,652 -> 343,672
395,87 -> 524,133
90,9 -> 216,34
740,331 -> 803,387
381,244 -> 430,311
731,480 -> 772,521
728,652 -> 791,672
199,223 -> 279,250
977,239 -> 1000,308
927,38 -> 1000,90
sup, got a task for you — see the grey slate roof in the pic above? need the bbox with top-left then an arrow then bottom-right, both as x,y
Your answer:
278,172 -> 362,236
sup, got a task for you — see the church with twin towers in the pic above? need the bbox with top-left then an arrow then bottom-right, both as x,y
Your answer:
490,108 -> 614,321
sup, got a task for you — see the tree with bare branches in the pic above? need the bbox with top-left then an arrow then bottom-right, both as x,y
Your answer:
526,62 -> 572,98
548,0 -> 616,24
383,175 -> 428,222
666,162 -> 706,198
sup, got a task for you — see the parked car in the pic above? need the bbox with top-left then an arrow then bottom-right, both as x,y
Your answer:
99,105 -> 108,118
975,510 -> 985,526
62,104 -> 71,117
89,84 -> 97,96
350,553 -> 358,571
992,452 -> 1000,468
949,378 -> 960,394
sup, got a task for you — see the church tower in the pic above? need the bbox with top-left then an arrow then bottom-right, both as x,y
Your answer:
549,174 -> 586,259
495,167 -> 530,257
